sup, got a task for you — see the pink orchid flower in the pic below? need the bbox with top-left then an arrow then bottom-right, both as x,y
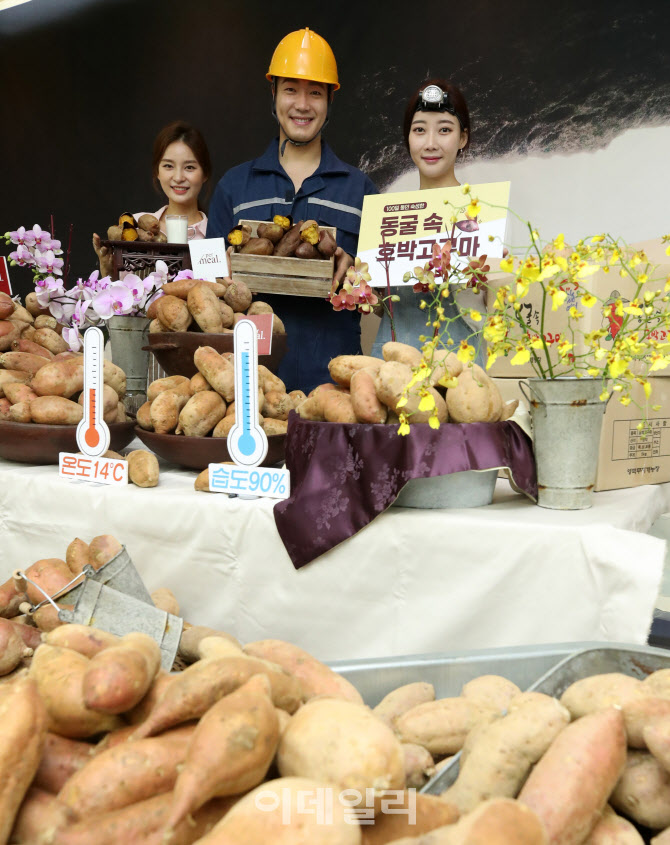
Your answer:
8,226 -> 34,247
9,243 -> 35,267
91,282 -> 134,320
34,249 -> 64,276
62,326 -> 83,353
172,268 -> 194,282
48,293 -> 78,324
31,224 -> 51,248
35,275 -> 65,308
70,298 -> 93,329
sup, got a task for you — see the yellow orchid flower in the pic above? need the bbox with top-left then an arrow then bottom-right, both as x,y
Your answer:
591,234 -> 606,243
569,307 -> 583,320
618,395 -> 632,406
418,393 -> 436,412
580,293 -> 597,308
608,356 -> 629,378
461,183 -> 471,194
457,341 -> 476,363
547,286 -> 567,310
576,262 -> 600,279
555,255 -> 568,271
428,414 -> 440,430
529,335 -> 545,349
466,200 -> 481,218
599,390 -> 610,402
511,345 -> 531,366
500,255 -> 515,273
398,419 -> 410,436
396,395 -> 408,408
557,340 -> 574,358
587,367 -> 600,377
485,348 -> 499,370
630,253 -> 642,267
438,374 -> 459,389
553,233 -> 565,250
469,309 -> 483,322
609,248 -> 622,265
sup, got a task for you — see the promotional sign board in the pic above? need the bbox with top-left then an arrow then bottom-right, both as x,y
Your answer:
208,318 -> 289,500
188,238 -> 228,281
58,326 -> 128,486
358,182 -> 510,288
0,257 -> 12,296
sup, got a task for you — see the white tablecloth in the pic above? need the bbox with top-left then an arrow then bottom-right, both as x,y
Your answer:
0,449 -> 667,661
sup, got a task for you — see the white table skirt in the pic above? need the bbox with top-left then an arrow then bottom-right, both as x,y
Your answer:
0,449 -> 667,661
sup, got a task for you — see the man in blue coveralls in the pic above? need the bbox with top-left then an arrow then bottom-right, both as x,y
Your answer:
206,28 -> 378,393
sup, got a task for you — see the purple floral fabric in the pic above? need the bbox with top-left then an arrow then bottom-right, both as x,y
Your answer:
274,413 -> 537,568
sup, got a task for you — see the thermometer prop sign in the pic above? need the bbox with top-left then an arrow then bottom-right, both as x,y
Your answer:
208,319 -> 290,499
58,326 -> 128,486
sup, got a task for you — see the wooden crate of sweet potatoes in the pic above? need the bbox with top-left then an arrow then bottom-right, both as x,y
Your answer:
228,218 -> 336,298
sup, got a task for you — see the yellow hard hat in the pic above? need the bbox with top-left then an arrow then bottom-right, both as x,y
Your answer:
266,28 -> 340,90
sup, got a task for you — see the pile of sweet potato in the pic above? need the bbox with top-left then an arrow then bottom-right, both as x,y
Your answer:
147,278 -> 286,335
0,295 -> 127,426
106,212 -> 168,244
296,342 -> 518,425
137,350 -> 305,442
228,217 -> 337,260
4,602 -> 670,842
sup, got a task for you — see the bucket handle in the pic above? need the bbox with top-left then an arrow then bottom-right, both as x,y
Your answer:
142,343 -> 179,351
14,568 -> 88,613
518,380 -> 540,406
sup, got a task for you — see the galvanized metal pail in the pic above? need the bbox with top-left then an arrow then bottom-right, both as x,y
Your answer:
520,377 -> 607,510
107,315 -> 151,412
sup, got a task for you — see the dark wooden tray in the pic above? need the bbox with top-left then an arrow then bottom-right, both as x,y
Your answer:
147,332 -> 288,378
0,421 -> 136,464
134,427 -> 286,470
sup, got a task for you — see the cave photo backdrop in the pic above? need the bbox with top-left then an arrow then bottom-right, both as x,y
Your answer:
1,0 -> 669,299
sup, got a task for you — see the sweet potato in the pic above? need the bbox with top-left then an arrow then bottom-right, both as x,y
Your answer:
0,676 -> 49,842
177,625 -> 242,664
8,399 -> 32,422
261,390 -> 294,421
402,742 -> 437,788
295,241 -> 320,259
127,449 -> 160,487
82,632 -> 161,714
223,280 -> 253,312
0,320 -> 20,351
239,236 -> 274,256
198,637 -> 246,660
11,302 -> 34,324
133,655 -> 302,740
257,222 -> 284,243
262,417 -> 288,435
519,708 -> 627,845
395,697 -> 500,757
0,617 -> 31,675
361,793 -> 459,845
351,367 -> 388,424
34,314 -> 58,330
194,468 -> 212,490
176,390 -> 226,436
10,786 -> 77,844
151,587 -> 180,615
461,674 -> 522,711
447,366 -> 504,424
11,336 -> 54,358
147,374 -> 191,403
190,371 -> 210,393
195,777 -> 360,845
0,368 -> 32,398
213,415 -> 235,437
278,697 -> 405,814
30,395 -> 83,425
23,558 -> 75,607
610,750 -> 670,829
218,299 -> 235,328
31,357 -> 84,398
374,360 -> 413,412
443,692 -> 571,813
0,397 -> 9,420
32,326 -> 70,355
244,639 -> 363,704
373,682 -> 436,729
317,229 -> 338,257
30,644 -> 121,738
166,674 -> 279,832
274,223 -> 303,257
88,534 -> 123,570
156,295 -> 193,332
150,388 -> 189,433
329,354 -> 384,387
161,278 -> 227,299
0,350 -> 48,375
45,623 -> 119,657
58,724 -> 195,817
3,381 -> 37,404
322,389 -> 358,422
77,383 -> 119,424
0,300 -> 14,321
382,341 -> 423,368
584,804 -> 644,845
188,282 -> 224,333
257,363 -> 285,394
33,732 -> 93,793
194,346 -> 235,401
0,574 -> 27,618
136,400 -> 154,430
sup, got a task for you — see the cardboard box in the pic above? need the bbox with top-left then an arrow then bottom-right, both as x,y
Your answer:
484,238 -> 670,379
493,376 -> 670,492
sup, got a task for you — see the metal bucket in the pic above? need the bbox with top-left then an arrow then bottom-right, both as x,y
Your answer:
392,469 -> 498,509
58,580 -> 182,671
520,377 -> 607,510
107,315 -> 151,413
65,546 -> 153,606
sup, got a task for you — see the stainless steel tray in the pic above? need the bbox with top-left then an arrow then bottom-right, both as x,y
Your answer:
420,643 -> 670,796
328,642 -> 580,707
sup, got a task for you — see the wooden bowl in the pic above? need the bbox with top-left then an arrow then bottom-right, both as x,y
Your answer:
147,332 -> 288,378
134,427 -> 286,470
0,421 -> 136,465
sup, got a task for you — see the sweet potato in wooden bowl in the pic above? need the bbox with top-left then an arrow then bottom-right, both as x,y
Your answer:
133,427 -> 286,470
147,331 -> 288,378
0,420 -> 135,464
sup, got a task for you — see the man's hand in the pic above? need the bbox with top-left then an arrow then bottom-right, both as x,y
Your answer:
92,233 -> 114,279
333,247 -> 354,286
